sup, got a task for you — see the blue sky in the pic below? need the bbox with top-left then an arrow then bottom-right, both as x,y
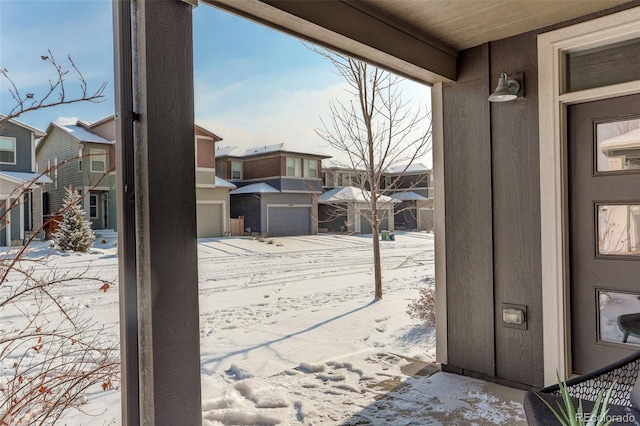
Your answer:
0,1 -> 431,165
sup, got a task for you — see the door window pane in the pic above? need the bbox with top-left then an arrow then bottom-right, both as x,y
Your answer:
565,38 -> 640,93
599,290 -> 640,347
89,195 -> 98,219
596,118 -> 640,173
597,204 -> 640,257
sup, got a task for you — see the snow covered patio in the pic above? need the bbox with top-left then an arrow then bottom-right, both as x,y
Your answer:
1,232 -> 525,424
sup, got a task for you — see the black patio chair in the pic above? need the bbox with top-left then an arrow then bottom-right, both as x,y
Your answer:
523,351 -> 640,425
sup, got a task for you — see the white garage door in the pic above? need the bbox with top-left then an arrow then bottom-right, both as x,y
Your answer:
197,203 -> 224,238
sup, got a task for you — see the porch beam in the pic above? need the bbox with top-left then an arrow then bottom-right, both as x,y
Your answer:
205,0 -> 457,84
117,0 -> 202,423
113,0 -> 139,423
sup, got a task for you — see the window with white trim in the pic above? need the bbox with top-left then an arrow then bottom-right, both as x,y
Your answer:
304,159 -> 318,178
0,137 -> 16,164
231,160 -> 242,179
89,195 -> 98,219
90,149 -> 106,172
78,147 -> 83,172
286,157 -> 301,177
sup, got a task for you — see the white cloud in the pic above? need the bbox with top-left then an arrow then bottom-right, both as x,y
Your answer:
54,116 -> 80,126
196,74 -> 432,167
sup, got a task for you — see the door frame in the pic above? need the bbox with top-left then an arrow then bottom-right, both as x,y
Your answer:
538,7 -> 640,386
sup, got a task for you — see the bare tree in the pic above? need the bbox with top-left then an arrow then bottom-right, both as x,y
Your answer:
313,48 -> 431,300
1,53 -> 116,424
1,49 -> 106,125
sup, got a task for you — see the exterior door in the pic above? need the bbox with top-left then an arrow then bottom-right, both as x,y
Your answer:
267,206 -> 311,237
196,203 -> 223,238
103,193 -> 109,229
569,94 -> 640,374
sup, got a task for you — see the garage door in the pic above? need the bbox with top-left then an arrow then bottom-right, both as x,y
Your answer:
196,203 -> 224,238
268,206 -> 311,237
359,210 -> 388,234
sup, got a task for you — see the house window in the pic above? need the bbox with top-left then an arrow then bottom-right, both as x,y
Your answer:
286,157 -> 301,177
90,149 -> 106,172
78,147 -> 83,172
304,159 -> 318,178
89,195 -> 98,219
231,161 -> 242,179
0,137 -> 16,164
339,172 -> 359,186
385,176 -> 392,187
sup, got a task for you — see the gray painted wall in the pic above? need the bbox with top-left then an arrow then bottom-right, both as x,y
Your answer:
0,120 -> 34,173
442,44 -> 496,380
230,193 -> 261,233
441,33 -> 544,387
37,126 -> 83,215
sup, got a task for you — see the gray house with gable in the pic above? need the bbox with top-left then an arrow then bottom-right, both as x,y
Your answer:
36,119 -> 117,231
0,116 -> 50,246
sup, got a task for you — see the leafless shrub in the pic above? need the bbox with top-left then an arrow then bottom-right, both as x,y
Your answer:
0,257 -> 119,425
406,283 -> 436,327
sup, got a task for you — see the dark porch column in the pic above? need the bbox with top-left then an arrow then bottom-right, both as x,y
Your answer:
114,0 -> 201,424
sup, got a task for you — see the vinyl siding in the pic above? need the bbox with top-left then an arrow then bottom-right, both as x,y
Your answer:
0,121 -> 34,172
36,126 -> 83,214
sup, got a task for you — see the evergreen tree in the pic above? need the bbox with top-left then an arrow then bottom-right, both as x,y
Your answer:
54,186 -> 95,252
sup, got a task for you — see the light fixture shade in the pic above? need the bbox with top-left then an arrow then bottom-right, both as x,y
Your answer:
488,72 -> 521,102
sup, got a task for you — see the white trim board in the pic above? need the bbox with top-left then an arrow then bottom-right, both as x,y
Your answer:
432,82 -> 447,365
537,6 -> 640,386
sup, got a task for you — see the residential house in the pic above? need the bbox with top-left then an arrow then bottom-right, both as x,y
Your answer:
0,117 -> 50,246
36,119 -> 116,231
110,2 -> 640,420
321,161 -> 432,232
216,143 -> 330,236
36,117 -> 235,237
318,186 -> 396,234
381,163 -> 433,231
322,160 -> 367,189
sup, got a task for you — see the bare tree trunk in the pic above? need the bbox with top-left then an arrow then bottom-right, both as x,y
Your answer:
372,218 -> 382,300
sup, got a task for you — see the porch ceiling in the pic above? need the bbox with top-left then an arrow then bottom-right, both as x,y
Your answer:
204,0 -> 634,84
361,0 -> 631,51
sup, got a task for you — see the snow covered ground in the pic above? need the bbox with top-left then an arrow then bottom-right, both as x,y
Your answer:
1,232 -> 526,425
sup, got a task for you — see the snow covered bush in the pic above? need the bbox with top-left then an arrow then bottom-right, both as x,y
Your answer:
406,281 -> 436,326
54,186 -> 95,252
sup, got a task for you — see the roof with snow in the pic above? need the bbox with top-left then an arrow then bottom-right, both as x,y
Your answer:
600,128 -> 640,152
215,176 -> 237,189
390,191 -> 429,201
322,159 -> 366,171
0,171 -> 52,185
58,123 -> 113,144
216,143 -> 331,159
318,186 -> 399,204
384,163 -> 431,175
230,182 -> 279,195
